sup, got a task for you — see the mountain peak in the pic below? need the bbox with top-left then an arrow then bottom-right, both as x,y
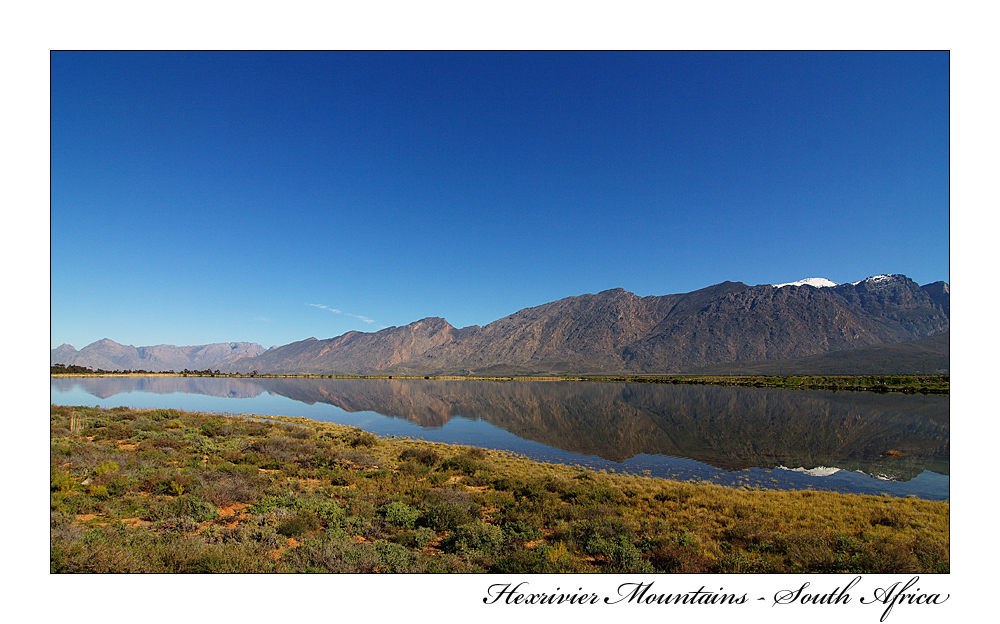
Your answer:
850,274 -> 907,286
773,277 -> 838,288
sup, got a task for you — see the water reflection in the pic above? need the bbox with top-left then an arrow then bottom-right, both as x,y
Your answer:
51,376 -> 948,498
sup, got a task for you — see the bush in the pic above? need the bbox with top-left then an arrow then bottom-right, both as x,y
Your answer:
295,499 -> 346,527
94,461 -> 120,477
490,545 -> 557,573
441,520 -> 504,555
51,470 -> 75,494
341,450 -> 379,468
168,495 -> 219,522
420,489 -> 477,531
399,460 -> 431,477
574,514 -> 634,546
501,518 -> 543,543
383,502 -> 420,529
585,534 -> 653,573
648,543 -> 712,573
200,421 -> 226,437
198,471 -> 265,506
155,516 -> 199,534
284,538 -> 384,573
441,453 -> 487,476
399,447 -> 439,466
91,422 -> 135,441
346,429 -> 378,448
277,512 -> 321,537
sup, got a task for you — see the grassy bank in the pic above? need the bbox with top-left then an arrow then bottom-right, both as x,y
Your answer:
52,367 -> 949,395
582,374 -> 950,394
50,405 -> 949,573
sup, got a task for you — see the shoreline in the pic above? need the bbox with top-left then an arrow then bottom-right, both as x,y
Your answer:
50,372 -> 950,395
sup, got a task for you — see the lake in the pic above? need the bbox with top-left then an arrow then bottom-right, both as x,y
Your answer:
51,376 -> 949,500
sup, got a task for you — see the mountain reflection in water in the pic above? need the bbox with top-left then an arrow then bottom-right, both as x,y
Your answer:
51,376 -> 949,499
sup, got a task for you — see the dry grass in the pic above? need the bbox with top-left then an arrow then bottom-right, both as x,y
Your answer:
50,404 -> 948,573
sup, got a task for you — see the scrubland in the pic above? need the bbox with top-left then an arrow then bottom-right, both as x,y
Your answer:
50,404 -> 948,573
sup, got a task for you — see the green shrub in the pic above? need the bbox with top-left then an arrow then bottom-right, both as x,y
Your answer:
585,534 -> 653,573
168,495 -> 219,522
490,545 -> 557,573
249,494 -> 297,515
441,453 -> 487,476
200,421 -> 224,437
94,461 -> 120,477
374,540 -> 417,572
501,518 -> 543,543
284,538 -> 381,573
277,512 -> 321,537
346,429 -> 378,448
399,460 -> 431,477
574,514 -> 633,546
151,409 -> 183,422
420,489 -> 477,531
383,502 -> 420,529
90,422 -> 135,441
412,527 -> 436,548
399,447 -> 439,466
51,470 -> 75,494
441,520 -> 503,555
295,499 -> 346,527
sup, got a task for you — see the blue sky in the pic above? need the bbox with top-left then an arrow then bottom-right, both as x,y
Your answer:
51,52 -> 949,350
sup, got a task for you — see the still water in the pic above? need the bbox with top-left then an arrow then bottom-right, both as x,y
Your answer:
51,376 -> 949,500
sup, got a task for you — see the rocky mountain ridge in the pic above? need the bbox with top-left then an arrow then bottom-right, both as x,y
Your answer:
53,273 -> 949,375
50,340 -> 268,373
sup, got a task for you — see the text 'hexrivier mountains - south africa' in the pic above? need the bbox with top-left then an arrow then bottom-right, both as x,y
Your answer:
52,274 -> 950,376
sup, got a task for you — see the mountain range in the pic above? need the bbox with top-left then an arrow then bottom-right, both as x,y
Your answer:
52,273 -> 949,375
50,340 -> 268,373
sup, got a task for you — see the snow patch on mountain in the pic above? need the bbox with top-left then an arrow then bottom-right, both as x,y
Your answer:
851,274 -> 902,285
773,277 -> 839,288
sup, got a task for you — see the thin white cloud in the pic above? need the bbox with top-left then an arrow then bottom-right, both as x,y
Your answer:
307,303 -> 378,325
255,317 -> 273,323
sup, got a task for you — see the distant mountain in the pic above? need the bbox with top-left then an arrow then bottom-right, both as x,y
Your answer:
225,273 -> 948,375
51,339 -> 268,372
231,317 -> 467,375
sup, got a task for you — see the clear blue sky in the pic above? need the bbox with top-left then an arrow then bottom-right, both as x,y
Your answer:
51,51 -> 949,350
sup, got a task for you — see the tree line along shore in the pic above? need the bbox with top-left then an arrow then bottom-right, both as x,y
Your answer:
51,364 -> 948,395
51,404 -> 948,573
